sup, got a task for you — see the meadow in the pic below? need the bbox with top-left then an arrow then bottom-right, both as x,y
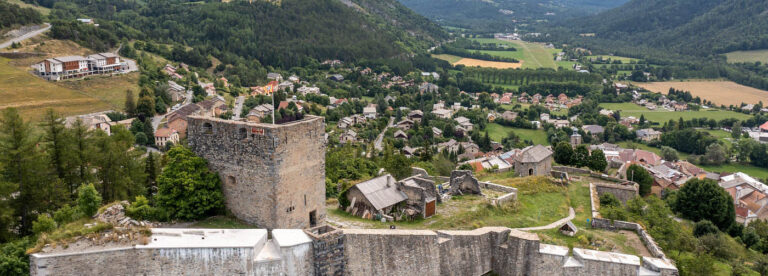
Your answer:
599,102 -> 752,123
486,123 -> 550,145
636,81 -> 768,106
725,49 -> 768,63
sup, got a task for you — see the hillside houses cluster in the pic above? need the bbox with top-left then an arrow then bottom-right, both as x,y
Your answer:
461,145 -> 554,177
155,96 -> 227,147
33,53 -> 127,81
495,92 -> 583,111
63,112 -> 135,137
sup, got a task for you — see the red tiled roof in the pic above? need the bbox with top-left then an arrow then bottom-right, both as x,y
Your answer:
760,121 -> 768,131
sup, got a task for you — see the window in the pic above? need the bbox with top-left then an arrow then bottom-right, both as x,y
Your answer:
239,128 -> 247,139
203,123 -> 213,134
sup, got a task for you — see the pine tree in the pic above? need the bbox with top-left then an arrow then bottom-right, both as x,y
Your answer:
40,109 -> 71,186
125,90 -> 136,117
69,119 -> 94,192
145,153 -> 157,200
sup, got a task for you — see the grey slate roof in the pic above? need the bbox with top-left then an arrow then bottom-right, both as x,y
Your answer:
515,145 -> 553,163
354,175 -> 408,210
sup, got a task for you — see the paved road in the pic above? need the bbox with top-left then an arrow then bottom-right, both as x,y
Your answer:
515,207 -> 575,231
0,23 -> 51,49
374,117 -> 395,151
232,96 -> 245,120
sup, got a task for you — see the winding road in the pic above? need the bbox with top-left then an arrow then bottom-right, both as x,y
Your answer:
0,23 -> 51,49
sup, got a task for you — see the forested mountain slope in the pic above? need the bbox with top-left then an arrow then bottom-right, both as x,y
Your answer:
26,0 -> 446,68
0,1 -> 43,30
397,0 -> 628,31
565,0 -> 768,55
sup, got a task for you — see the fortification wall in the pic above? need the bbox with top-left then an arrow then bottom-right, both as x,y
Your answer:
595,182 -> 638,204
31,247 -> 256,276
187,116 -> 326,229
30,226 -> 677,276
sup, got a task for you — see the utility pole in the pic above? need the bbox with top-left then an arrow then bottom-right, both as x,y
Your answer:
271,86 -> 275,125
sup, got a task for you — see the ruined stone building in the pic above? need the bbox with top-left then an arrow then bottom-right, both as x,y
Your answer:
345,174 -> 438,220
514,145 -> 553,177
187,115 -> 326,229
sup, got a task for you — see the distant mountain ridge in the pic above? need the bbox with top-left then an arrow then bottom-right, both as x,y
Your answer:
565,0 -> 768,55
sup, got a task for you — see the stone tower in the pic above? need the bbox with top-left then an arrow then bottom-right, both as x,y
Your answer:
570,128 -> 582,146
187,115 -> 326,229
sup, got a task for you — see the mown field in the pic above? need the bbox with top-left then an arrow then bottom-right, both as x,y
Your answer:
636,81 -> 768,106
725,49 -> 768,63
486,123 -> 550,145
468,38 -> 574,70
599,102 -> 752,123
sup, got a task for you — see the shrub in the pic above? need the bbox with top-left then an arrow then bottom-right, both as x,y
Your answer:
126,196 -> 158,221
32,215 -> 57,235
77,183 -> 102,217
52,204 -> 83,226
693,220 -> 718,237
599,193 -> 621,208
601,206 -> 628,221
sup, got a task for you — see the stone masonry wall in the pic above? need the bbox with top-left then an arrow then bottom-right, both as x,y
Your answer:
31,247 -> 255,276
595,182 -> 638,204
187,116 -> 326,229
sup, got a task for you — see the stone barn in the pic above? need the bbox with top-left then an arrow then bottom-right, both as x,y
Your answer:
187,115 -> 326,229
514,145 -> 553,177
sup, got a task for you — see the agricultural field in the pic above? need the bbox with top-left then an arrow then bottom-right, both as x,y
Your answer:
454,57 -> 522,69
725,49 -> 768,63
599,102 -> 752,123
469,38 -> 572,70
486,123 -> 550,146
432,53 -> 522,69
431,54 -> 462,63
636,81 -> 768,106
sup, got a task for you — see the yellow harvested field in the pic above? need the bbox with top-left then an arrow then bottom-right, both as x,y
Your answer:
637,81 -> 768,106
454,58 -> 522,69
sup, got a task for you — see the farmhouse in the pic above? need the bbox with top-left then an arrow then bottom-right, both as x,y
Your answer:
432,108 -> 452,119
514,145 -> 553,177
396,119 -> 414,130
636,128 -> 662,142
408,110 -> 424,122
363,106 -> 377,119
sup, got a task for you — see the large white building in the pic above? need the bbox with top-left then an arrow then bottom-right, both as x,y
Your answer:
33,53 -> 123,81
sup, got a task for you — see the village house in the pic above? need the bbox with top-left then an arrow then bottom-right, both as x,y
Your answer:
636,128 -> 662,142
720,172 -> 768,225
455,116 -> 474,131
432,127 -> 443,137
297,86 -> 320,95
64,113 -> 112,135
197,97 -> 227,117
396,119 -> 415,131
163,64 -> 183,79
582,125 -> 605,139
432,108 -> 452,119
502,111 -> 518,121
514,145 -> 553,177
408,110 -> 424,122
419,82 -> 439,93
394,130 -> 408,140
246,104 -> 274,122
278,81 -> 294,92
558,93 -> 568,104
363,106 -> 377,119
167,81 -> 186,102
459,142 -> 481,160
165,103 -> 203,138
499,95 -> 512,104
267,72 -> 283,81
340,130 -> 357,144
154,127 -> 180,148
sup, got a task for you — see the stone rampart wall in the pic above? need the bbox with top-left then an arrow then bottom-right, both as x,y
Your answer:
595,182 -> 639,204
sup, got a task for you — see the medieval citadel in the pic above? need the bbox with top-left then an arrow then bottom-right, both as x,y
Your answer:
29,116 -> 678,275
